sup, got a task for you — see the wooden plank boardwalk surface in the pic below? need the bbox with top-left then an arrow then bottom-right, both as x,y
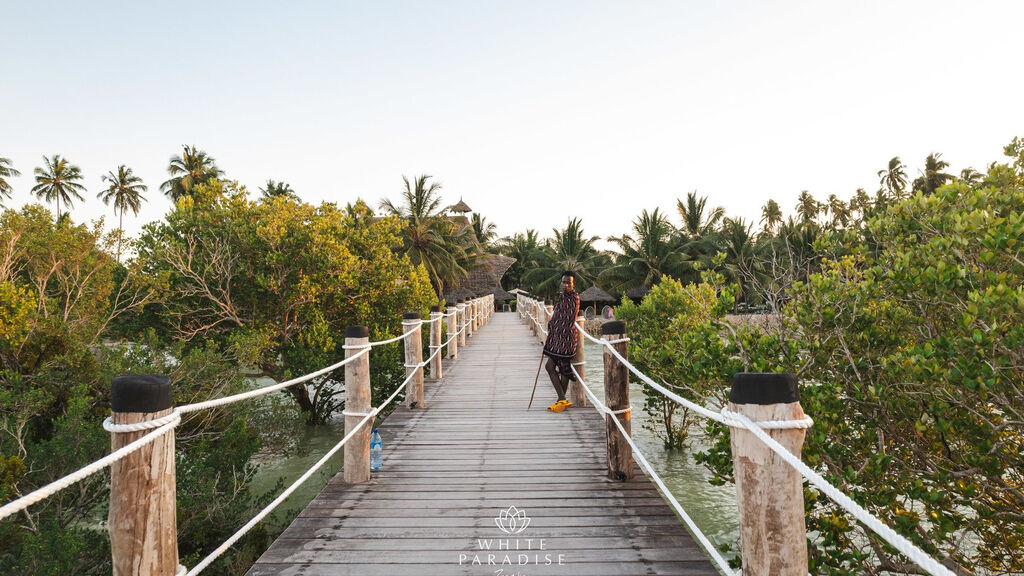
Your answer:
247,312 -> 720,576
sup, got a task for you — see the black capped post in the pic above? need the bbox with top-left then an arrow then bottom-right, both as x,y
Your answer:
108,375 -> 179,576
601,321 -> 633,481
728,372 -> 808,575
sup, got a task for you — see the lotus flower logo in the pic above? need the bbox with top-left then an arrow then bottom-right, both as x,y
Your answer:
495,505 -> 531,534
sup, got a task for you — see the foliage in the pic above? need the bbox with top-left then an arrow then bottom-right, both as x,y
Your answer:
522,217 -> 604,297
139,180 -> 435,423
0,158 -> 20,204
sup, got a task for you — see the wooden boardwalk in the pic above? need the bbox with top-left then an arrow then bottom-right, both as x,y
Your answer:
247,312 -> 719,576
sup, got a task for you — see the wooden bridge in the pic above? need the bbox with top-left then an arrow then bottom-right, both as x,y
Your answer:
246,312 -> 720,576
1,295 -> 955,576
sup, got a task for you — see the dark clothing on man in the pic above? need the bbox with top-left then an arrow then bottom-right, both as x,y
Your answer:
543,290 -> 580,381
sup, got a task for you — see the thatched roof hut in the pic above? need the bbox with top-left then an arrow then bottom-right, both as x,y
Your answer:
579,285 -> 614,303
443,253 -> 516,304
449,198 -> 472,213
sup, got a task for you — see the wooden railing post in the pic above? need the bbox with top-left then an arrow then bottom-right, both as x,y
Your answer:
457,300 -> 467,347
403,313 -> 425,408
602,321 -> 634,481
446,306 -> 458,360
343,326 -> 372,483
429,306 -> 443,380
570,315 -> 588,407
538,300 -> 547,342
472,298 -> 480,333
466,299 -> 475,339
728,373 -> 808,576
529,298 -> 538,336
108,375 -> 178,576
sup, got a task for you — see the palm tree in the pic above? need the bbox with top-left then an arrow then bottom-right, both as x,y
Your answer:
31,155 -> 86,221
912,153 -> 953,195
795,190 -> 820,225
825,194 -> 850,228
719,217 -> 754,305
878,156 -> 909,200
523,218 -> 601,296
471,213 -> 498,248
0,157 -> 21,204
601,208 -> 690,293
161,145 -> 223,201
676,191 -> 725,239
381,175 -> 473,301
849,188 -> 873,223
98,165 -> 147,263
497,230 -> 542,290
958,167 -> 982,187
760,199 -> 783,233
259,179 -> 296,199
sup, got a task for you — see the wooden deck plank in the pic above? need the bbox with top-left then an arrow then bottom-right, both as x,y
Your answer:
247,312 -> 720,576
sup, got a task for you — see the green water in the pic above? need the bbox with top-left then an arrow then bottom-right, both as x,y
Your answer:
247,320 -> 739,551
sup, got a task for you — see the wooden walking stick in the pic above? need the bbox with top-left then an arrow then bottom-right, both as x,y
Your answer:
527,352 -> 545,410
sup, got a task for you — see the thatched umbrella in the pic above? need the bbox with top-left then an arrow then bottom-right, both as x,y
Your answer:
579,285 -> 614,316
491,286 -> 514,302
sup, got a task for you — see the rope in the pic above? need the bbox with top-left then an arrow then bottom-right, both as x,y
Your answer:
0,414 -> 181,522
103,411 -> 180,433
569,365 -> 738,576
178,347 -> 369,414
573,323 -> 813,431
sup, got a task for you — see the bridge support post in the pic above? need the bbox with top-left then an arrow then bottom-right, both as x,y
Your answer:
429,306 -> 443,380
446,306 -> 458,360
728,373 -> 808,576
344,326 -> 373,483
472,299 -> 480,333
570,315 -> 588,407
457,301 -> 467,348
108,375 -> 179,576
602,321 -> 634,481
403,313 -> 425,408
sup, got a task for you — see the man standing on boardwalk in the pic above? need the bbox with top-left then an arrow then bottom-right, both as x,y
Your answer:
543,272 -> 581,412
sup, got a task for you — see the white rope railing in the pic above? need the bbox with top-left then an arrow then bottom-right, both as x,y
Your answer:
570,364 -> 737,576
186,346 -> 420,574
519,295 -> 955,576
0,299 -> 493,568
0,414 -> 181,521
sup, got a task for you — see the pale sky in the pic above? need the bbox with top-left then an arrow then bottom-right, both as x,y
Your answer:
2,1 -> 1022,245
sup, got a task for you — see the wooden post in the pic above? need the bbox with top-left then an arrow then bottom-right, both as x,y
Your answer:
457,301 -> 467,347
343,326 -> 373,483
728,373 -> 808,576
602,321 -> 634,481
472,298 -> 480,332
538,300 -> 547,342
108,375 -> 178,576
570,315 -> 588,407
446,306 -> 458,360
466,299 -> 475,339
529,298 -> 538,336
429,306 -> 443,380
403,313 -> 425,408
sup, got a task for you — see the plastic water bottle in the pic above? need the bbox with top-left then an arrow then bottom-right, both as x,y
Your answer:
370,429 -> 383,471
